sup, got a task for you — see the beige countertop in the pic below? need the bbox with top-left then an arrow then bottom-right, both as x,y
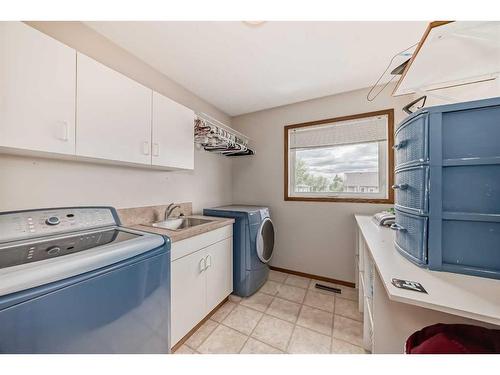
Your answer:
128,215 -> 234,243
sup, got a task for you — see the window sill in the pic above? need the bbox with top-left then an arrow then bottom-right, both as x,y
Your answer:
284,196 -> 394,204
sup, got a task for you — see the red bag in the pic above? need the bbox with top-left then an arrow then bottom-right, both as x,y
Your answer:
406,323 -> 500,354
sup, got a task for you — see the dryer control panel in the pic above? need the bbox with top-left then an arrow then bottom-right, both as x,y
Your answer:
0,207 -> 117,243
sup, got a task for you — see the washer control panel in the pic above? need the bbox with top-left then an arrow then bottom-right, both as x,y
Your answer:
0,208 -> 117,243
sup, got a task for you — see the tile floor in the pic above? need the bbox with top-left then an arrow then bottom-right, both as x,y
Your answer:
174,270 -> 367,354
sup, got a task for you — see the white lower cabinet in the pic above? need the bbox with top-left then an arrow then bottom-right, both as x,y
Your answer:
171,248 -> 208,346
170,227 -> 233,346
206,238 -> 233,312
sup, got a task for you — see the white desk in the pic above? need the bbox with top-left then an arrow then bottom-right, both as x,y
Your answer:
355,215 -> 500,353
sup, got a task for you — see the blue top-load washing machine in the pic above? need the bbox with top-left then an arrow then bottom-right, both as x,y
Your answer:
0,207 -> 171,353
203,205 -> 275,297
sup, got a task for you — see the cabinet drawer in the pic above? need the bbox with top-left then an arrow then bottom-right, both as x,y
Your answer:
394,166 -> 429,215
171,225 -> 233,261
394,113 -> 428,169
393,210 -> 428,265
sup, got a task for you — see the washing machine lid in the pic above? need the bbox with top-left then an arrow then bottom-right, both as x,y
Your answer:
0,227 -> 166,297
256,217 -> 275,263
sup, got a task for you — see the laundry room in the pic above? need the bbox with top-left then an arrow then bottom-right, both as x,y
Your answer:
1,1 -> 500,373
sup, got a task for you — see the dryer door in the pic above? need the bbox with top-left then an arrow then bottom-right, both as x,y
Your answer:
256,218 -> 275,263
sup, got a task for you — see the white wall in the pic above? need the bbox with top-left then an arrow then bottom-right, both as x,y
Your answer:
0,22 -> 232,213
231,85 -> 414,283
0,149 -> 232,213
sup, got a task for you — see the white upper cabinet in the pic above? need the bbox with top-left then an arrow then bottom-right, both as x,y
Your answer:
152,92 -> 195,169
76,52 -> 152,165
0,22 -> 76,155
1,23 -> 197,170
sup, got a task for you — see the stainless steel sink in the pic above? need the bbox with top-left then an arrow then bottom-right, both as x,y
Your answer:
150,217 -> 213,231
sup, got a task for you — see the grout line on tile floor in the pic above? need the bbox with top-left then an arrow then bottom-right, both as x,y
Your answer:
330,298 -> 336,337
215,297 -> 281,353
232,293 -> 299,353
294,299 -> 305,325
284,298 -> 308,353
302,302 -> 334,314
329,302 -> 335,353
185,319 -> 220,351
244,335 -> 288,354
216,296 -> 290,354
284,322 -> 297,353
232,295 -> 300,331
334,336 -> 366,350
237,308 -> 266,353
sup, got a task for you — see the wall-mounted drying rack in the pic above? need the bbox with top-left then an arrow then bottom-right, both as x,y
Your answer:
393,21 -> 500,101
194,113 -> 254,156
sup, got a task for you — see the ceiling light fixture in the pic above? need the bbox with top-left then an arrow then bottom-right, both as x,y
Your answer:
242,21 -> 266,27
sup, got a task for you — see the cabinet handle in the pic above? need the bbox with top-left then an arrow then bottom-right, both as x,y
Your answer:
392,140 -> 407,150
392,183 -> 409,190
205,254 -> 212,269
152,143 -> 160,157
199,258 -> 206,273
390,223 -> 407,232
57,121 -> 69,141
142,141 -> 150,155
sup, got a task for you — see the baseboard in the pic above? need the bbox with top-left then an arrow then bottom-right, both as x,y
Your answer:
171,296 -> 229,353
269,266 -> 355,288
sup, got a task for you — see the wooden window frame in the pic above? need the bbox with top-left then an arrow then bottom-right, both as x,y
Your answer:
284,109 -> 395,204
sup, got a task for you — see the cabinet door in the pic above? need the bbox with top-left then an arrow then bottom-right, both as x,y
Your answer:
0,22 -> 76,154
152,91 -> 195,169
170,248 -> 207,346
205,238 -> 233,312
76,53 -> 152,165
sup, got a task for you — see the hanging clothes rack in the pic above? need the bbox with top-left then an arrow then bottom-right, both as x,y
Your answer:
194,113 -> 254,156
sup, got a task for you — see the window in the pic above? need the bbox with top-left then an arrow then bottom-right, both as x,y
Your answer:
284,109 -> 394,203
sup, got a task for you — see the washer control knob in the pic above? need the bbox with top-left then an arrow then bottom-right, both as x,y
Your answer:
46,216 -> 60,226
46,246 -> 61,255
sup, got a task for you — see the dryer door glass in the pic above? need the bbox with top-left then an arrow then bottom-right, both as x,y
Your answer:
257,218 -> 274,263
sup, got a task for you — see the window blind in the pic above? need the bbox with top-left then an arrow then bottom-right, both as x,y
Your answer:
289,115 -> 388,150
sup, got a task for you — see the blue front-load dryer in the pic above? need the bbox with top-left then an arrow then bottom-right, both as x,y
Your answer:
204,205 -> 275,297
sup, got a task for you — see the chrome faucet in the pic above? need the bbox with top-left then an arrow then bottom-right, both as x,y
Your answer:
165,203 -> 181,220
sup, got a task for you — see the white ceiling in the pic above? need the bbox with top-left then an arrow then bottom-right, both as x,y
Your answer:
85,21 -> 427,116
